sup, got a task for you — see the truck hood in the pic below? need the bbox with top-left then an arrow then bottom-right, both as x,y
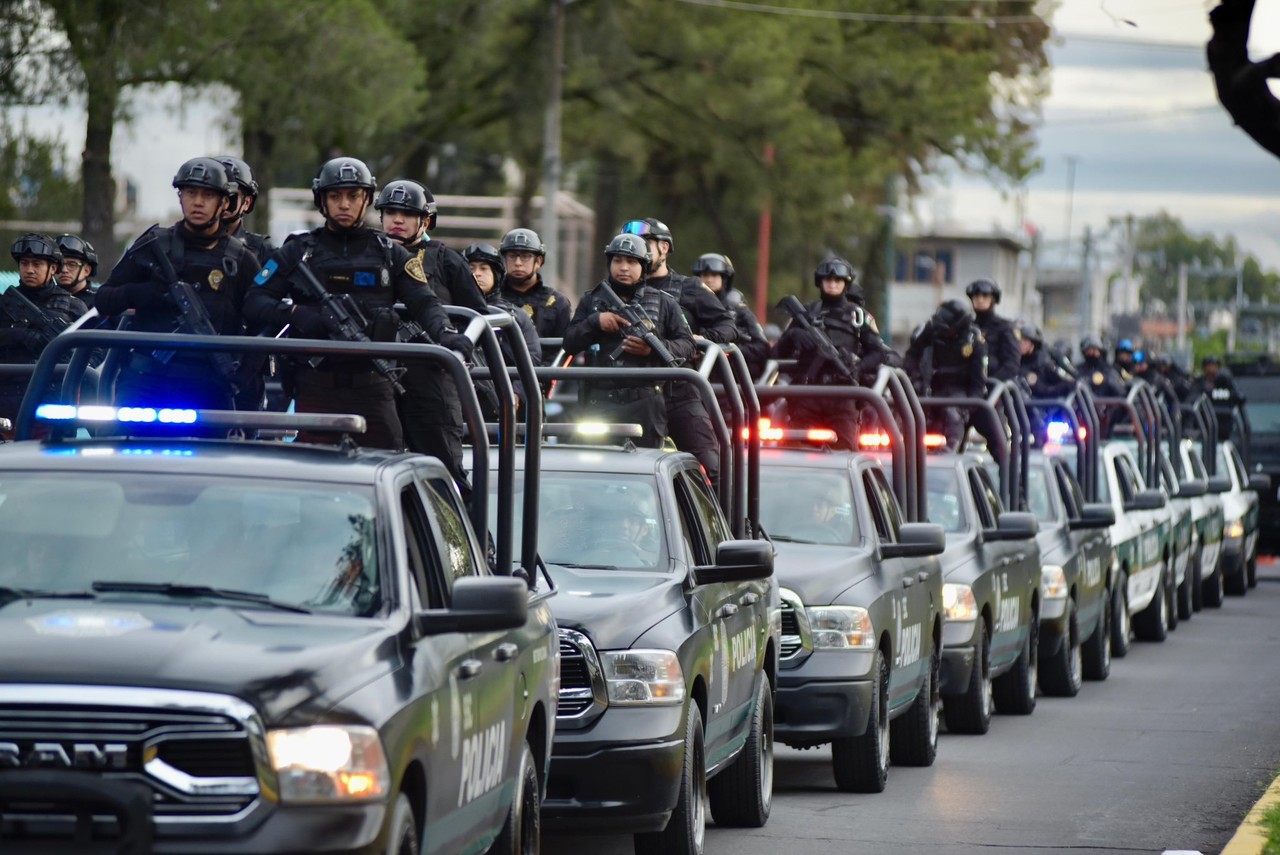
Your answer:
0,599 -> 397,725
545,565 -> 685,650
771,542 -> 873,605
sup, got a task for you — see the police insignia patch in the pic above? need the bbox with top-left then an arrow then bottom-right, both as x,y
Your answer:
1027,372 -> 1038,385
253,259 -> 277,286
522,304 -> 535,318
962,344 -> 973,358
867,313 -> 879,334
207,269 -> 224,291
545,295 -> 555,307
1093,371 -> 1104,385
405,256 -> 428,284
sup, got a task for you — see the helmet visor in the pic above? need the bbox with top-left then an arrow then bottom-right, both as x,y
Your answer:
12,235 -> 56,260
620,220 -> 656,238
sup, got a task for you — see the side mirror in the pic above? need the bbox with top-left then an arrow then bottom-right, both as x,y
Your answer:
1249,473 -> 1271,493
984,511 -> 1039,541
413,576 -> 529,636
881,522 -> 946,559
1070,503 -> 1116,530
1177,479 -> 1207,498
693,539 -> 774,585
1124,489 -> 1166,512
1207,475 -> 1232,494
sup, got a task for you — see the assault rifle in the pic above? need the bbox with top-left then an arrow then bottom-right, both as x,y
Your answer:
293,250 -> 406,394
777,295 -> 859,383
0,287 -> 69,354
596,282 -> 682,366
149,247 -> 241,386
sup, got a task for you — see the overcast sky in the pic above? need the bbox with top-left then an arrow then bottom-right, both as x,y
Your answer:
7,0 -> 1280,270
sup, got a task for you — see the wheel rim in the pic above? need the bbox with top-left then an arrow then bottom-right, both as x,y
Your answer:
760,692 -> 774,806
1117,590 -> 1130,640
1101,598 -> 1112,666
1159,579 -> 1169,630
1026,621 -> 1038,701
980,631 -> 993,719
928,649 -> 941,747
877,665 -> 889,772
520,759 -> 539,854
692,731 -> 706,852
1069,620 -> 1083,687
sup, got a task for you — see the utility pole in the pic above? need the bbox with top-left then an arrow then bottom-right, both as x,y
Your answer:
1230,264 -> 1244,353
1078,225 -> 1094,340
881,175 -> 897,344
1064,156 -> 1078,260
538,0 -> 567,289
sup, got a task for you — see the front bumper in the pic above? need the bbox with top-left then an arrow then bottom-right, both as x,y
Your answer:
1221,535 -> 1246,580
775,650 -> 876,746
543,704 -> 686,832
1038,597 -> 1071,659
940,644 -> 977,696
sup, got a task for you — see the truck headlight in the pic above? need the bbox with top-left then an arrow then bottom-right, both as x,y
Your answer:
600,650 -> 685,705
1041,565 -> 1068,601
1226,519 -> 1244,539
266,726 -> 390,803
806,606 -> 875,650
943,584 -> 979,622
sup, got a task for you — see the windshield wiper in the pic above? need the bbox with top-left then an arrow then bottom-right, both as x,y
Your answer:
550,562 -> 620,571
0,586 -> 96,601
91,581 -> 312,614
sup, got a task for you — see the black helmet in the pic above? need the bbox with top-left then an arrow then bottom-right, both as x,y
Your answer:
620,217 -> 674,249
374,179 -> 437,218
172,157 -> 232,195
691,253 -> 734,289
1202,354 -> 1222,367
604,233 -> 651,273
1080,334 -> 1104,354
54,234 -> 97,276
463,242 -> 505,279
11,233 -> 61,269
213,155 -> 258,196
931,298 -> 975,338
311,157 -> 376,209
965,278 -> 1001,303
814,257 -> 855,289
499,228 -> 546,257
1017,319 -> 1043,347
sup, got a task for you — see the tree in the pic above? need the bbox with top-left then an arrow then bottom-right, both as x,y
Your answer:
1132,211 -> 1280,305
0,123 -> 82,256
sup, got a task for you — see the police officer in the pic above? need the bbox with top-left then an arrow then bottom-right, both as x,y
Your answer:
1018,320 -> 1075,399
563,233 -> 696,449
1076,335 -> 1127,398
244,157 -> 468,450
53,234 -> 99,309
690,252 -> 770,378
376,179 -> 487,488
1134,351 -> 1181,416
776,258 -> 899,448
1114,338 -> 1138,384
97,157 -> 259,415
621,218 -> 732,489
214,155 -> 274,262
1152,353 -> 1193,400
0,234 -> 87,426
498,228 -> 572,354
905,298 -> 988,449
967,278 -> 1020,383
463,243 -> 542,365
1191,354 -> 1245,407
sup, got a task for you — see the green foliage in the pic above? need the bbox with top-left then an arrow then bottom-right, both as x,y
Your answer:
0,123 -> 82,265
1134,211 -> 1280,305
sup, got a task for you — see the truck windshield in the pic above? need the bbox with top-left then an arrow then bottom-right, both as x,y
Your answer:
926,467 -> 967,533
0,473 -> 380,616
1025,465 -> 1056,523
759,468 -> 858,546
1231,379 -> 1280,433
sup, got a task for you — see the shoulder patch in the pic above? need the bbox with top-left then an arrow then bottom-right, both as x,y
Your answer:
962,343 -> 974,358
405,255 -> 429,284
253,258 -> 278,286
866,312 -> 880,334
545,294 -> 556,307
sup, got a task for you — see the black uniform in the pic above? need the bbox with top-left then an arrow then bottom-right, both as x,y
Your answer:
97,223 -> 259,416
974,308 -> 1021,383
475,290 -> 543,422
501,273 -> 572,360
0,281 -> 86,425
648,270 -> 734,490
1075,356 -> 1127,399
243,226 -> 453,450
563,280 -> 696,448
1021,345 -> 1076,399
905,320 -> 988,448
776,293 -> 899,449
395,237 -> 489,491
723,288 -> 770,379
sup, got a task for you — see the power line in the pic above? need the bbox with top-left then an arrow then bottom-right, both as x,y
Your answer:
669,0 -> 1043,25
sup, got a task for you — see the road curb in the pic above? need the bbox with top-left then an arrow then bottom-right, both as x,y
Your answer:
1221,773 -> 1280,855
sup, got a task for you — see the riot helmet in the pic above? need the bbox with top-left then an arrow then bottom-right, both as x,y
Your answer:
463,242 -> 505,283
965,278 -> 1002,303
54,234 -> 97,276
311,157 -> 377,210
931,298 -> 975,339
604,233 -> 651,274
11,233 -> 61,268
172,157 -> 233,196
499,228 -> 546,257
213,155 -> 259,214
620,217 -> 674,250
375,179 -> 437,224
1079,334 -> 1105,357
691,253 -> 734,291
1018,320 -> 1043,347
814,257 -> 855,288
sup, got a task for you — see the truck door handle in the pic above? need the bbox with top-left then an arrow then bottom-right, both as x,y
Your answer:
739,592 -> 760,606
457,659 -> 483,680
902,576 -> 914,588
917,571 -> 931,582
493,643 -> 519,663
716,604 -> 739,619
999,557 -> 1013,567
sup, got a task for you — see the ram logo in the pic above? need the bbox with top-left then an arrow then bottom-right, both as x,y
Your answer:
0,741 -> 129,770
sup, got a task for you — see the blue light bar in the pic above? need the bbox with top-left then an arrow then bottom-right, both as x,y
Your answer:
35,404 -> 198,424
32,404 -> 366,435
1045,421 -> 1073,444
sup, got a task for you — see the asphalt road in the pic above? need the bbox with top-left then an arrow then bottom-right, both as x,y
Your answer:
547,559 -> 1280,855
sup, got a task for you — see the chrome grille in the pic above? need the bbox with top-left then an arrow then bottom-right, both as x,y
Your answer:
557,630 -> 607,722
779,589 -> 810,661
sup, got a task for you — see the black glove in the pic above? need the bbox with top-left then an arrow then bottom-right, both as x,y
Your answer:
440,332 -> 474,360
124,280 -> 174,311
289,305 -> 328,339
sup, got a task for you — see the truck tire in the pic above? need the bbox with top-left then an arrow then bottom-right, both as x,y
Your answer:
1111,577 -> 1132,657
832,651 -> 889,793
708,674 -> 773,828
1204,557 -> 1226,606
942,622 -> 992,735
1177,552 -> 1195,621
387,793 -> 419,855
487,740 -> 540,855
1165,563 -> 1179,632
1082,587 -> 1111,681
993,611 -> 1038,715
635,708 -> 706,855
1247,554 -> 1258,588
1225,557 -> 1248,596
890,637 -> 939,767
1191,548 -> 1204,612
1040,599 -> 1082,697
1134,572 -> 1168,642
